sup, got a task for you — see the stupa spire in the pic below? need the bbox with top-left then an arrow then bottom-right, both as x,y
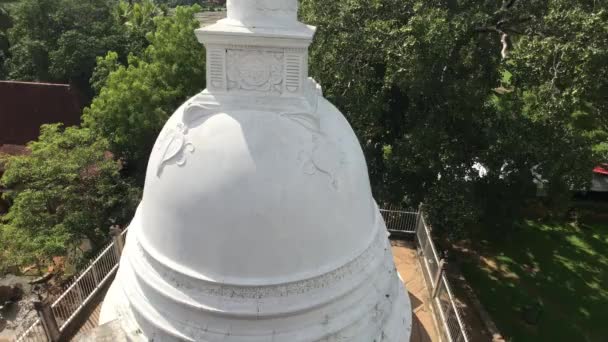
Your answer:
226,0 -> 298,27
99,0 -> 412,340
196,0 -> 315,98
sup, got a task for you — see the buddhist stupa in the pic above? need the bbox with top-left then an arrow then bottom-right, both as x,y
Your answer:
100,0 -> 412,340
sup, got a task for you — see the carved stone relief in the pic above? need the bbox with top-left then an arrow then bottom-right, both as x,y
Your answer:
133,222 -> 389,300
227,49 -> 284,93
282,83 -> 345,190
156,102 -> 221,176
156,78 -> 342,188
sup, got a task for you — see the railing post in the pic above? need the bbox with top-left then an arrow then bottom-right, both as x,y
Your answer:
415,203 -> 423,232
91,262 -> 99,286
416,213 -> 421,233
110,225 -> 124,260
432,259 -> 446,298
75,281 -> 84,306
414,204 -> 423,249
34,300 -> 60,342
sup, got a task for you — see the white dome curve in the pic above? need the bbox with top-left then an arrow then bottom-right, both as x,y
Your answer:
100,1 -> 411,339
140,93 -> 376,285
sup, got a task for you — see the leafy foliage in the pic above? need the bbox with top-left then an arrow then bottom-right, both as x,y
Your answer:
301,0 -> 607,234
2,0 -> 162,97
0,125 -> 141,268
111,0 -> 164,60
4,0 -> 117,93
0,0 -> 16,78
90,51 -> 121,95
154,0 -> 224,8
83,5 -> 205,182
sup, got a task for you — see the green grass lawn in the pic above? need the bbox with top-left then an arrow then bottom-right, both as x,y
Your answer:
460,220 -> 608,342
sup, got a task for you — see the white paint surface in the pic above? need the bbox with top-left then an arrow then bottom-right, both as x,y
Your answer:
101,1 -> 411,340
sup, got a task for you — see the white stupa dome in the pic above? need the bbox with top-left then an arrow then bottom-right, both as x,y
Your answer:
100,0 -> 411,340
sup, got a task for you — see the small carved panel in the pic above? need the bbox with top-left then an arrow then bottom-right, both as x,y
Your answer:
207,47 -> 226,91
226,49 -> 284,94
285,53 -> 302,93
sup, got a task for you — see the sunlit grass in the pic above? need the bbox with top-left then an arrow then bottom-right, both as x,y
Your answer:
461,220 -> 608,342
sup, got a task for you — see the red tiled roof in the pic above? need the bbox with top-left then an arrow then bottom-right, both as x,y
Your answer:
594,164 -> 608,176
0,81 -> 84,145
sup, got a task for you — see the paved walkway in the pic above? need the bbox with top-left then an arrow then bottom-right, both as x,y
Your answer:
72,300 -> 103,340
392,239 -> 439,342
72,240 -> 438,341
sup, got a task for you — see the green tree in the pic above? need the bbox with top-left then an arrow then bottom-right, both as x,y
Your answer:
89,0 -> 164,96
90,51 -> 121,95
111,0 -> 164,60
154,0 -> 217,8
5,0 -> 116,88
83,5 -> 205,182
3,0 -> 163,97
0,0 -> 14,78
0,125 -> 141,268
300,0 -> 607,234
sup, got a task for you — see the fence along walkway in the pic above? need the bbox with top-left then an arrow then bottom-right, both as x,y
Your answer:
379,205 -> 419,235
14,228 -> 126,342
14,208 -> 469,342
416,212 -> 470,342
380,206 -> 469,342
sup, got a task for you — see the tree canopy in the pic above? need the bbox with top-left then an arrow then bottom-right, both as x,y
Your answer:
0,125 -> 141,269
2,0 -> 163,97
0,2 -> 202,270
300,0 -> 607,233
0,0 -> 606,271
0,0 -> 15,78
83,5 -> 205,182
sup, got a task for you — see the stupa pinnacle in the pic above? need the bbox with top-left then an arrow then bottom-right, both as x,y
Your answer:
226,0 -> 298,26
99,0 -> 412,340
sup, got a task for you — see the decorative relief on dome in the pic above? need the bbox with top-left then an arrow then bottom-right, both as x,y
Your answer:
282,80 -> 344,190
299,135 -> 346,190
227,49 -> 284,93
155,123 -> 194,177
133,225 -> 388,300
156,102 -> 221,176
282,112 -> 320,132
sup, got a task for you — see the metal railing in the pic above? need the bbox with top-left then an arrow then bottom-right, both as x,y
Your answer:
11,318 -> 46,342
14,228 -> 127,342
414,210 -> 470,342
14,207 -> 469,342
379,205 -> 418,235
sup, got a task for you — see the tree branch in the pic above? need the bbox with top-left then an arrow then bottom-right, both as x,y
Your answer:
501,33 -> 511,59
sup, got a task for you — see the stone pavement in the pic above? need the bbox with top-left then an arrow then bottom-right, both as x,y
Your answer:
392,239 -> 439,342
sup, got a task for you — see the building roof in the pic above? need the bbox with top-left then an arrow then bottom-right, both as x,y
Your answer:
0,81 -> 83,146
594,164 -> 608,176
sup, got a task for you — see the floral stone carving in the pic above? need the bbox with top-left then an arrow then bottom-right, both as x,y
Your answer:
156,102 -> 221,176
227,49 -> 284,93
102,0 -> 411,339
